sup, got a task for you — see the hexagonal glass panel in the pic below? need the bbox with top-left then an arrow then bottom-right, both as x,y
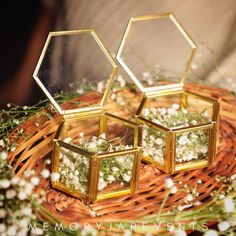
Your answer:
34,30 -> 117,115
117,13 -> 196,93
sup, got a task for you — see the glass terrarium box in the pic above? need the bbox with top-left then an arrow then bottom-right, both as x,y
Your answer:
33,30 -> 141,203
116,13 -> 220,173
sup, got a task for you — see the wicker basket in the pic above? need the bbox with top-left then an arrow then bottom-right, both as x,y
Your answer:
7,84 -> 236,233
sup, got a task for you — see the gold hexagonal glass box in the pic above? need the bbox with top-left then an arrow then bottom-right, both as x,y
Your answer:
33,29 -> 141,203
116,13 -> 220,173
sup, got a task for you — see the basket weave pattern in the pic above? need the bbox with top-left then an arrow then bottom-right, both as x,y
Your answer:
7,84 -> 236,224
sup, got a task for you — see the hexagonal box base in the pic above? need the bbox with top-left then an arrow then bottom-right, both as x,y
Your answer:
52,112 -> 141,203
136,90 -> 219,173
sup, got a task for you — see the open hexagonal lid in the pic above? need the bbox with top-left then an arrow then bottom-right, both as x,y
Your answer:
33,30 -> 117,116
116,13 -> 197,95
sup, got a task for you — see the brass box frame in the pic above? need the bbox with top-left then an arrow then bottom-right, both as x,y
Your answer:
116,13 -> 220,173
33,29 -> 141,202
52,112 -> 141,203
136,90 -> 219,173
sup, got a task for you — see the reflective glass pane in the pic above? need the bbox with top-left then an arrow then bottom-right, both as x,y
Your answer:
59,147 -> 90,194
175,129 -> 209,164
35,31 -> 116,113
117,15 -> 195,90
97,153 -> 135,194
142,124 -> 166,166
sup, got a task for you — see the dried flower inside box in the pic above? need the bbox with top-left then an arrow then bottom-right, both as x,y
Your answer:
116,13 -> 220,173
53,113 -> 141,203
33,29 -> 141,202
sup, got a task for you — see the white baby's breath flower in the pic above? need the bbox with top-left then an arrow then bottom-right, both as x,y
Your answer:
116,96 -> 125,105
191,120 -> 198,125
117,75 -> 126,87
0,223 -> 6,233
18,179 -> 26,186
30,176 -> 40,186
45,159 -> 51,165
81,225 -> 97,236
147,78 -> 154,86
123,174 -> 131,182
64,137 -> 72,143
142,71 -> 151,78
24,183 -> 34,195
97,81 -> 104,93
0,179 -> 11,188
167,107 -> 176,115
219,194 -> 225,200
24,169 -> 35,177
0,151 -> 7,160
168,225 -> 176,232
170,186 -> 177,194
10,146 -> 16,152
100,133 -> 106,139
217,221 -> 230,232
178,135 -> 188,145
107,175 -> 116,182
223,197 -> 235,213
31,227 -> 44,235
41,169 -> 50,179
17,229 -> 28,236
156,138 -> 163,145
7,225 -> 17,236
0,209 -> 6,218
19,218 -> 30,228
0,140 -> 4,147
112,167 -> 119,172
174,229 -> 186,236
231,174 -> 236,180
13,119 -> 20,125
203,229 -> 218,236
165,178 -> 174,189
6,189 -> 16,199
150,135 -> 155,142
76,88 -> 84,94
51,172 -> 60,182
160,108 -> 166,115
143,108 -> 150,117
88,142 -> 97,150
185,194 -> 194,202
24,182 -> 34,195
21,207 -> 32,216
202,110 -> 209,117
194,201 -> 202,206
190,133 -> 198,139
11,176 -> 20,185
178,204 -> 193,211
18,191 -> 28,200
89,210 -> 96,217
172,103 -> 180,110
98,180 -> 107,191
110,93 -> 116,100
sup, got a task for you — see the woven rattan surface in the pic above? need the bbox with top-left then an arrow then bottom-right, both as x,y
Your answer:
7,84 -> 236,225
